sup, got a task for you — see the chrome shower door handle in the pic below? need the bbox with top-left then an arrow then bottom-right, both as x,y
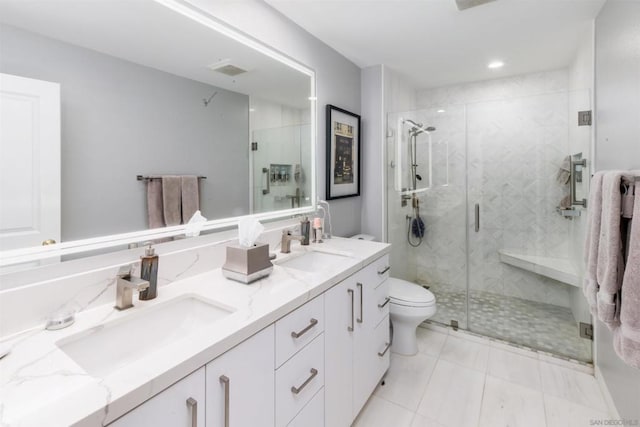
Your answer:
262,167 -> 270,195
474,203 -> 480,232
356,282 -> 363,324
347,289 -> 355,332
219,375 -> 230,427
186,397 -> 198,427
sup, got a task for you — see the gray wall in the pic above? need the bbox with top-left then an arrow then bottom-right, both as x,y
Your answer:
0,24 -> 250,241
594,0 -> 640,419
185,0 -> 363,237
360,65 -> 385,242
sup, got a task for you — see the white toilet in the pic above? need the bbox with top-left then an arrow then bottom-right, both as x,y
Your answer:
351,234 -> 437,356
387,277 -> 436,355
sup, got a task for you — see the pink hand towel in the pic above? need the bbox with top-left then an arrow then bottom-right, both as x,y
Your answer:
162,176 -> 182,226
181,176 -> 200,223
146,179 -> 165,229
583,171 -> 605,314
614,183 -> 640,368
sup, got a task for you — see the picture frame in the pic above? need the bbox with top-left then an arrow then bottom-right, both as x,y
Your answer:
326,104 -> 361,200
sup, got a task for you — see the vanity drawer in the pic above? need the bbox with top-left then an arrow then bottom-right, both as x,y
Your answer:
275,295 -> 324,368
367,254 -> 391,288
275,333 -> 324,427
370,277 -> 390,328
287,387 -> 324,427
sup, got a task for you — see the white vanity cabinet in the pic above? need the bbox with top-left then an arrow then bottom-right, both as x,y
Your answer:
324,254 -> 391,427
109,326 -> 274,427
109,367 -> 205,427
206,325 -> 275,427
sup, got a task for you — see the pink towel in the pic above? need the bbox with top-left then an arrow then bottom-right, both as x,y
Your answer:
162,176 -> 182,226
614,185 -> 640,368
583,172 -> 605,314
181,176 -> 200,223
146,179 -> 165,229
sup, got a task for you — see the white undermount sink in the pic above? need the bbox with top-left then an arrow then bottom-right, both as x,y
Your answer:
57,295 -> 234,377
278,251 -> 352,273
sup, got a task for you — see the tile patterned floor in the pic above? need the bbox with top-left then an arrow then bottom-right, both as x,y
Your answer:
426,284 -> 592,362
353,326 -> 611,427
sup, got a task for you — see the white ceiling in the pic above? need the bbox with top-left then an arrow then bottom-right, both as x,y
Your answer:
0,0 -> 311,108
265,0 -> 606,89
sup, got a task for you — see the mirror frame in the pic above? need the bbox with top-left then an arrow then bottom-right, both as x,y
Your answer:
0,0 -> 317,268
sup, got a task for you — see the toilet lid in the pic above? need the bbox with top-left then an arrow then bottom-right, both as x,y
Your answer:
388,278 -> 436,306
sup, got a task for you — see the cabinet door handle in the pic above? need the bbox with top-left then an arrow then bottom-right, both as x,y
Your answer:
291,368 -> 318,394
347,289 -> 354,332
186,397 -> 198,427
219,375 -> 230,427
291,318 -> 318,338
475,203 -> 480,232
377,266 -> 390,275
378,297 -> 391,308
378,342 -> 392,357
356,282 -> 364,324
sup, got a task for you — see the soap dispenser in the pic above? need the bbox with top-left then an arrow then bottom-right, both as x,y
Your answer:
300,216 -> 310,246
139,243 -> 159,300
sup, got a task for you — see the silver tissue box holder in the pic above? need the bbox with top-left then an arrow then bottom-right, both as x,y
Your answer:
222,242 -> 273,284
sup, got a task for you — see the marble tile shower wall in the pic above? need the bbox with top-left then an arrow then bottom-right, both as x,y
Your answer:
409,70 -> 573,308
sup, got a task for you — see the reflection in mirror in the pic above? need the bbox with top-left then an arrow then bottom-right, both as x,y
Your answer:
0,0 -> 314,268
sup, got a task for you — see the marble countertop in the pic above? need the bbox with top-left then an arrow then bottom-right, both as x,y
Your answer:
0,237 -> 390,427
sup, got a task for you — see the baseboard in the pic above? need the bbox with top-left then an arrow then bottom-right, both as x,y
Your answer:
595,364 -> 621,418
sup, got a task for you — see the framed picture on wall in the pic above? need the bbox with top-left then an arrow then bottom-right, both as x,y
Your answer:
326,104 -> 361,200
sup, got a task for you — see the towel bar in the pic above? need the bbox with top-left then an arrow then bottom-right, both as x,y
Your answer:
137,175 -> 207,181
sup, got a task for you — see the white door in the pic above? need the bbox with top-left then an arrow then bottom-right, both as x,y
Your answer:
0,73 -> 61,252
206,325 -> 275,427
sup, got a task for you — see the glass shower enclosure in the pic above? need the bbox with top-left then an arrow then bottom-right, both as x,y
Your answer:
387,89 -> 593,362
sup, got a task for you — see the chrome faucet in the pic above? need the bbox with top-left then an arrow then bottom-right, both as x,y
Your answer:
281,230 -> 305,253
115,265 -> 149,310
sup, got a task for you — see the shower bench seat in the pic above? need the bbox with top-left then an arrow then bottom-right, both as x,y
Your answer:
498,250 -> 581,287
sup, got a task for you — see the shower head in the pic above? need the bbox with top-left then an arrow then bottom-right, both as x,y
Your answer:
403,118 -> 436,135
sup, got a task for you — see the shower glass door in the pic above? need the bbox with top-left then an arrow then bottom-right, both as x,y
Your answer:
465,90 -> 592,361
386,105 -> 469,330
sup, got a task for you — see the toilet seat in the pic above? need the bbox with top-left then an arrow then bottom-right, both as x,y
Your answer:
388,278 -> 436,308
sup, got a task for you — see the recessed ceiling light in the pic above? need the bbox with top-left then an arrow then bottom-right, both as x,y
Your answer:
488,61 -> 504,69
249,108 -> 256,112
437,109 -> 446,113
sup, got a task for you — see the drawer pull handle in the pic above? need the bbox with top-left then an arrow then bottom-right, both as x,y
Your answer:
378,297 -> 391,308
291,368 -> 318,394
291,318 -> 318,338
219,375 -> 230,427
186,397 -> 198,427
377,266 -> 391,275
378,342 -> 392,357
357,282 -> 363,324
348,289 -> 355,332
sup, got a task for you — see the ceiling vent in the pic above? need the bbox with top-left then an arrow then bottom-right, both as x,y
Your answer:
454,0 -> 496,11
208,63 -> 248,77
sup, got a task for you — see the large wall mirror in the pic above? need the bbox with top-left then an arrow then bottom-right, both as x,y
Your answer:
0,0 -> 316,269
